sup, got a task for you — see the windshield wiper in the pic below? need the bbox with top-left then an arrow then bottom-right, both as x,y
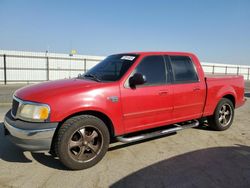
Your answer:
83,74 -> 101,82
77,74 -> 84,79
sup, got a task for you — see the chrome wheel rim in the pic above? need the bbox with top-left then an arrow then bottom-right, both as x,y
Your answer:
68,126 -> 103,163
218,104 -> 232,127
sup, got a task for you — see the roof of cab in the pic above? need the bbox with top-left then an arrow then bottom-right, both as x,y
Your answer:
124,51 -> 196,57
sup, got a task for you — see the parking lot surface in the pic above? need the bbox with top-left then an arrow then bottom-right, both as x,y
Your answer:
0,97 -> 249,188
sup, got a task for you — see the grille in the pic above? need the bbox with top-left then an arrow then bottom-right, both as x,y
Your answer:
11,98 -> 19,117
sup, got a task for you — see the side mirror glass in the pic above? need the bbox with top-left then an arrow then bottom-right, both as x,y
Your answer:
129,73 -> 146,88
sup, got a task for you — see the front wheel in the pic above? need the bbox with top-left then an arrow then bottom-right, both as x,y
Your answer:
207,98 -> 234,131
55,115 -> 110,170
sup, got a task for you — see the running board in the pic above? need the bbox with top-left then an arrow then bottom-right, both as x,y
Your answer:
116,120 -> 199,143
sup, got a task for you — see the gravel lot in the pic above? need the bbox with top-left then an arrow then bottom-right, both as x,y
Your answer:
0,95 -> 249,187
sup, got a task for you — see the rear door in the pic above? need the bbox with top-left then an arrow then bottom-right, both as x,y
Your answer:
167,55 -> 206,122
121,55 -> 174,133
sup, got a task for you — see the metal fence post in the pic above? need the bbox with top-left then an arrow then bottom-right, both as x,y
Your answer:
46,56 -> 49,81
84,58 -> 87,73
3,54 -> 7,85
212,65 -> 215,74
225,66 -> 227,74
237,67 -> 239,75
248,68 -> 250,80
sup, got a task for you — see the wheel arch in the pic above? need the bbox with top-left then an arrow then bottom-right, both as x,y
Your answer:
222,94 -> 235,107
60,110 -> 114,136
211,93 -> 236,115
213,85 -> 236,114
50,110 -> 115,153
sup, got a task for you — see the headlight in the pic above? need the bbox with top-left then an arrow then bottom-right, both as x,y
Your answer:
19,103 -> 50,121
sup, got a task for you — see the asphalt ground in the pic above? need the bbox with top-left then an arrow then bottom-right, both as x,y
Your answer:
0,96 -> 249,187
0,80 -> 250,187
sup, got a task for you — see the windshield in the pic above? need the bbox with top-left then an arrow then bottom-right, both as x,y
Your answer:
81,54 -> 139,82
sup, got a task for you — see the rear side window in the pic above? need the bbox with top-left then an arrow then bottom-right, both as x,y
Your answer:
170,56 -> 198,83
134,55 -> 167,86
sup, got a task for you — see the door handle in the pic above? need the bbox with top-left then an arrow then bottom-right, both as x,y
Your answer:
158,90 -> 168,95
193,87 -> 200,91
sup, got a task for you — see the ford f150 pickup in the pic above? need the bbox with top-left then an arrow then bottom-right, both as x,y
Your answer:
4,52 -> 246,170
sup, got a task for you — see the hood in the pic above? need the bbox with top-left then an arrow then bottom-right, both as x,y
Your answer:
15,79 -> 100,103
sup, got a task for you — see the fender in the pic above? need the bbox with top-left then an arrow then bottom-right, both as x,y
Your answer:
51,103 -> 124,136
216,85 -> 236,105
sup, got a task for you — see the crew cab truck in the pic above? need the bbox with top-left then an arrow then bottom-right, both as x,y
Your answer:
4,52 -> 246,170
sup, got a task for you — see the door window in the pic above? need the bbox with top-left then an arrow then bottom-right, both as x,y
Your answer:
132,55 -> 167,86
170,56 -> 198,83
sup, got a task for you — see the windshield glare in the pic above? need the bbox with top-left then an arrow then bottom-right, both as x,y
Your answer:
83,54 -> 138,82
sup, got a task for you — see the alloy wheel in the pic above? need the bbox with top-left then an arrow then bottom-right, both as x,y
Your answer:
68,126 -> 103,163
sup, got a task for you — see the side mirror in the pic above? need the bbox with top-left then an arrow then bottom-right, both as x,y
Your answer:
129,73 -> 146,88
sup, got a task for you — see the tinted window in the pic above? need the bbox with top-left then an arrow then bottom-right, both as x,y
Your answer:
133,55 -> 167,86
85,54 -> 138,81
170,56 -> 198,83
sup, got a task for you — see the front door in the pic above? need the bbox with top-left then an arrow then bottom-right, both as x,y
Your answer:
120,55 -> 174,133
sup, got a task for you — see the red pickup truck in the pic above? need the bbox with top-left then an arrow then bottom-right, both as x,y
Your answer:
4,52 -> 245,170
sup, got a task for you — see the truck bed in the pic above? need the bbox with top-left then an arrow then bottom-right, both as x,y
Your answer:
203,75 -> 245,117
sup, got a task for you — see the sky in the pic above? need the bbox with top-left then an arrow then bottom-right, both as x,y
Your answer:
0,0 -> 250,65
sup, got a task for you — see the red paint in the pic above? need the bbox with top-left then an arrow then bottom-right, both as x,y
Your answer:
15,52 -> 246,136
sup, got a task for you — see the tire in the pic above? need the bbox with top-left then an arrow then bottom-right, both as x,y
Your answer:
207,98 -> 234,131
55,115 -> 110,170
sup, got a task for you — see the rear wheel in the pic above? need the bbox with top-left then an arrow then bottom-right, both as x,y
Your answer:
207,98 -> 234,131
55,115 -> 110,170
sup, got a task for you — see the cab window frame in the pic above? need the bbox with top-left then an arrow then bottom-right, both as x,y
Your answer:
168,55 -> 199,84
124,55 -> 169,88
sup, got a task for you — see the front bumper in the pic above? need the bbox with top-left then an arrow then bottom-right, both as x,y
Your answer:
4,110 -> 58,151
